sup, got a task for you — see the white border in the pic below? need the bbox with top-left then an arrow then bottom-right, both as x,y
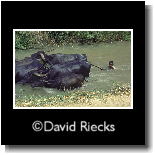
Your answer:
13,29 -> 133,109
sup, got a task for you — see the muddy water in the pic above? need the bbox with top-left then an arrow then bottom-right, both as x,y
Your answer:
15,41 -> 131,97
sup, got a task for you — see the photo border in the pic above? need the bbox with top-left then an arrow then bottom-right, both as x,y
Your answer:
13,29 -> 133,109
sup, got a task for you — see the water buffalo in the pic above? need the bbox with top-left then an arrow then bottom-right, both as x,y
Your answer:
15,51 -> 90,90
31,51 -> 87,65
15,59 -> 43,83
18,70 -> 47,85
31,51 -> 45,59
45,74 -> 85,90
31,51 -> 52,65
47,60 -> 91,80
21,51 -> 87,66
47,53 -> 87,65
15,57 -> 33,66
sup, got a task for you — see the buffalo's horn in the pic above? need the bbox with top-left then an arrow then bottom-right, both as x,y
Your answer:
40,53 -> 46,61
33,72 -> 47,77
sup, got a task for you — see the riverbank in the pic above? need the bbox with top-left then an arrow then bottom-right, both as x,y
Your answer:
15,94 -> 131,108
15,83 -> 131,108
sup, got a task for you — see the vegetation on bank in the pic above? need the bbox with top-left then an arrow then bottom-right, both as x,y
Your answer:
15,82 -> 131,107
15,31 -> 131,50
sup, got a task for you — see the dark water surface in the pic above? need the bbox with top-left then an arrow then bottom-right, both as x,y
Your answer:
15,41 -> 131,97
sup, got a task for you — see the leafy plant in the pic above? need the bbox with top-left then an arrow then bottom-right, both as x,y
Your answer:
15,31 -> 131,49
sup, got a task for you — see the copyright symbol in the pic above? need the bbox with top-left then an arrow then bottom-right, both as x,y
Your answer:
32,121 -> 43,132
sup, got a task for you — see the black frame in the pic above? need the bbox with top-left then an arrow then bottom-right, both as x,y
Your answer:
1,1 -> 145,145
